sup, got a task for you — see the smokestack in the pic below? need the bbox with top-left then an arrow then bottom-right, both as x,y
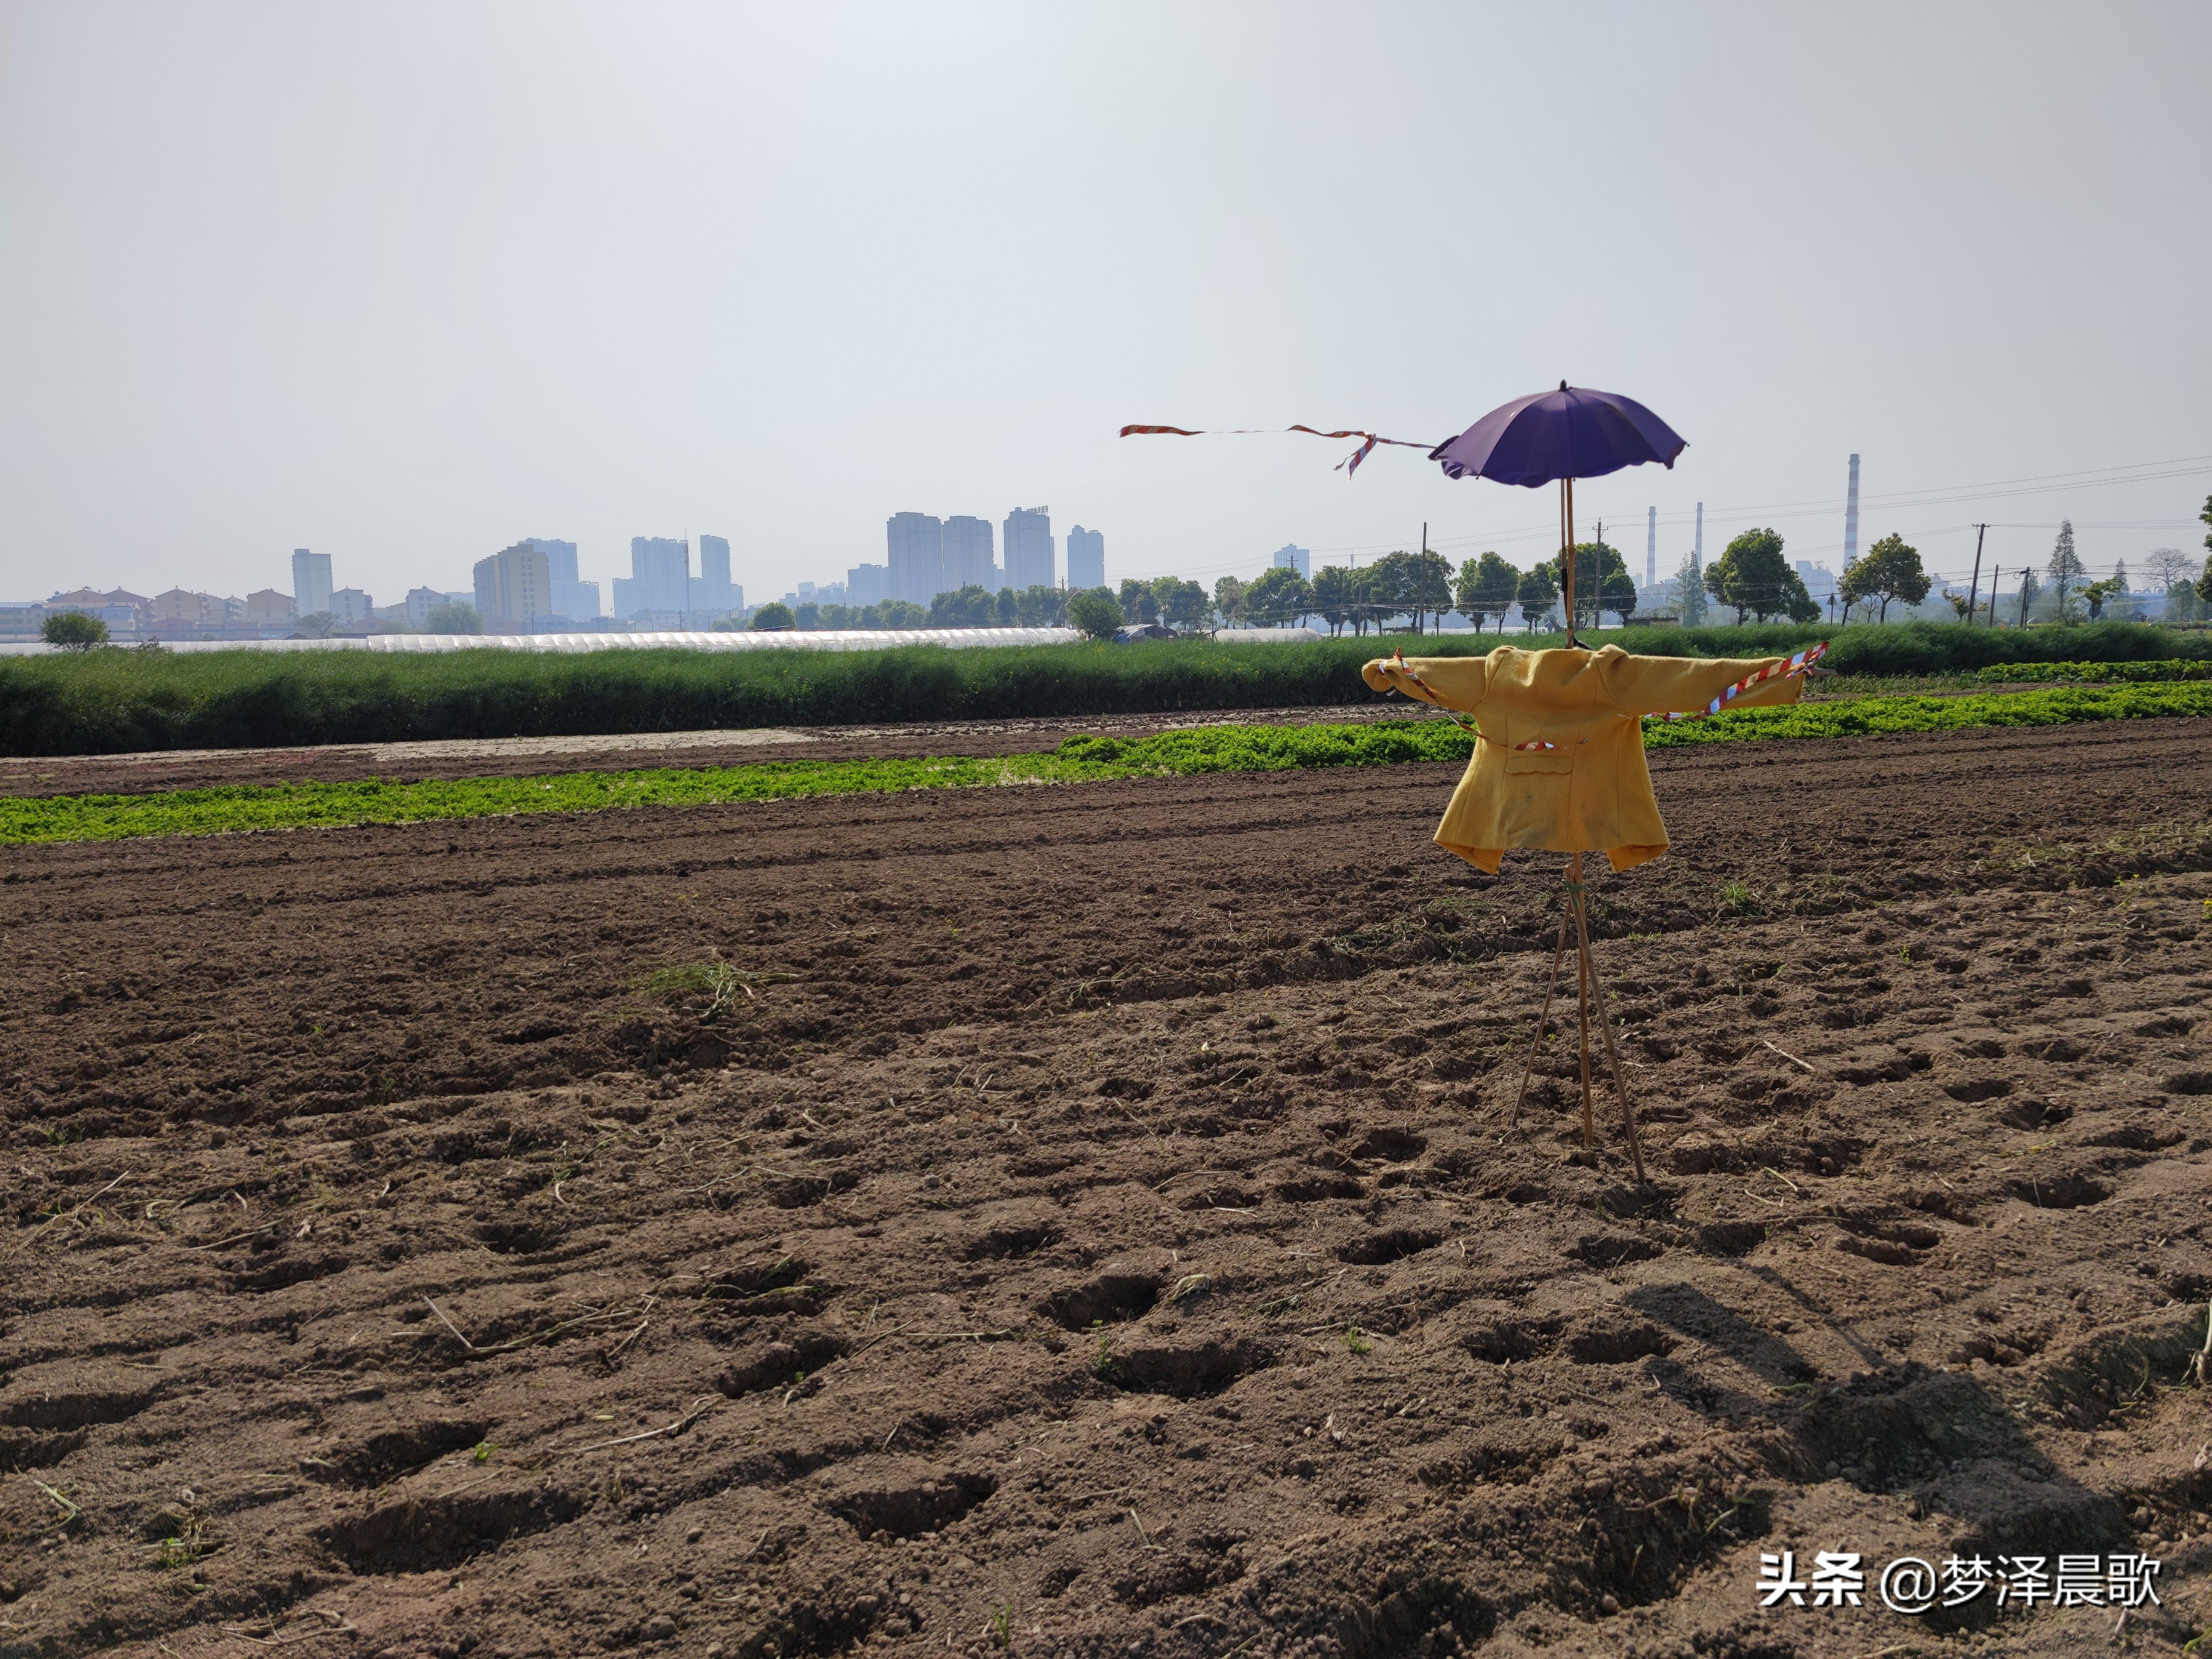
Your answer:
1646,506 -> 1655,589
1844,453 -> 1861,570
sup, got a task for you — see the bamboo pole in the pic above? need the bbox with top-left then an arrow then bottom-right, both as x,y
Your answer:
1510,908 -> 1573,1134
1568,854 -> 1648,1183
1568,853 -> 1596,1147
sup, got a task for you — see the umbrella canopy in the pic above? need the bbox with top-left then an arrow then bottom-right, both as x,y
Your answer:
1429,382 -> 1685,487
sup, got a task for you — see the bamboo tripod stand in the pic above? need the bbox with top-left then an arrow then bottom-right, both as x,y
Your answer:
1509,851 -> 1648,1183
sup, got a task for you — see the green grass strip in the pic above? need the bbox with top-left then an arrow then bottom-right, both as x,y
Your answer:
1639,680 -> 2212,745
4,682 -> 2207,847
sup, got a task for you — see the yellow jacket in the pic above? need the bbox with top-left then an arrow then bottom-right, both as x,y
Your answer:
1362,644 -> 1809,873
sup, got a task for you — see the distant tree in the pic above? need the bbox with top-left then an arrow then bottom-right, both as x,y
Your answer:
1118,578 -> 1158,624
929,585 -> 997,627
873,599 -> 929,627
1401,550 -> 1454,634
419,601 -> 479,635
1840,533 -> 1929,624
1455,552 -> 1519,634
2203,492 -> 2212,555
792,602 -> 823,630
2146,547 -> 2195,593
1210,574 -> 1249,627
1067,589 -> 1123,640
293,611 -> 340,638
2046,519 -> 2085,622
2197,551 -> 2212,609
1310,566 -> 1355,637
1154,577 -> 1210,630
1515,565 -> 1559,634
1013,584 -> 1065,626
1705,528 -> 1794,624
1244,565 -> 1314,627
994,588 -> 1017,625
2079,577 -> 2123,621
41,611 -> 106,650
1538,541 -> 1629,633
1673,555 -> 1709,624
1945,588 -> 1975,621
1601,567 -> 1638,628
751,601 -> 796,630
817,602 -> 855,628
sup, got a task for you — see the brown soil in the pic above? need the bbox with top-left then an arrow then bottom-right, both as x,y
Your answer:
4,719 -> 2211,1659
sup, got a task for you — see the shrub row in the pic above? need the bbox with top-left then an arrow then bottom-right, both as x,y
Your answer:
2,621 -> 2205,757
1971,658 -> 2212,685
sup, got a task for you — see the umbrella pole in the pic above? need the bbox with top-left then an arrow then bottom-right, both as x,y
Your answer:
1561,476 -> 1579,646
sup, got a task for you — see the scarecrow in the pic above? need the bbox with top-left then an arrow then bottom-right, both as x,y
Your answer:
1122,387 -> 1830,1180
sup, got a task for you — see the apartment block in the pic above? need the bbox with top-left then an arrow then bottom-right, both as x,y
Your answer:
473,543 -> 553,631
1066,525 -> 1105,590
292,549 -> 332,617
1002,506 -> 1054,591
886,513 -> 944,606
942,516 -> 996,591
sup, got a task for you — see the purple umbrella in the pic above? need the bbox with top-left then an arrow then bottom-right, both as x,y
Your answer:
1429,383 -> 1687,644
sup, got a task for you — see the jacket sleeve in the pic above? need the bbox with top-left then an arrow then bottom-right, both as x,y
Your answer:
1362,654 -> 1489,714
1601,652 -> 1808,718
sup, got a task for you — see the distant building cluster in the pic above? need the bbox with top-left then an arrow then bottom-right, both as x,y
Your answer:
863,507 -> 1102,606
0,511 -> 1119,643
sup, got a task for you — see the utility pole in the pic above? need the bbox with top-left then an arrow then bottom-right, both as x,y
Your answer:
1985,563 -> 1999,628
1420,522 -> 1429,634
2017,567 -> 2032,629
1966,524 -> 1987,627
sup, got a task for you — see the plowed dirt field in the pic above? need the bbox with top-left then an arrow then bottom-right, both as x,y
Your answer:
4,718 -> 2211,1659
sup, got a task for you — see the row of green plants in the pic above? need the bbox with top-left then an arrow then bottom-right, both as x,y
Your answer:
7,679 -> 2208,845
4,621 -> 2207,757
1970,657 -> 2212,685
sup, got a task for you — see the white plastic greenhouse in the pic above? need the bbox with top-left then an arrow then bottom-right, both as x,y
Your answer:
0,625 -> 1333,656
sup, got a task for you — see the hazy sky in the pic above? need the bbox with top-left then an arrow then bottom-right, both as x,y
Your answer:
3,1 -> 2207,608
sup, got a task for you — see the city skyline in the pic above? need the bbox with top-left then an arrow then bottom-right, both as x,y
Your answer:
2,6 -> 2203,610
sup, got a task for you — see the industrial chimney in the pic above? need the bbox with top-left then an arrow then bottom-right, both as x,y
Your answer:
1844,454 -> 1861,570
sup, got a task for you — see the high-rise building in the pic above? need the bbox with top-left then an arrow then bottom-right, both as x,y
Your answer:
292,548 -> 332,618
1270,543 -> 1310,579
1066,526 -> 1105,590
523,537 -> 595,621
1003,506 -> 1054,591
942,517 -> 996,591
690,534 -> 741,615
473,543 -> 553,630
847,563 -> 889,607
887,513 -> 944,605
627,537 -> 691,617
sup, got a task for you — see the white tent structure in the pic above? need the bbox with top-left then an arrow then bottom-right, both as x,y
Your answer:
1,627 -> 1084,657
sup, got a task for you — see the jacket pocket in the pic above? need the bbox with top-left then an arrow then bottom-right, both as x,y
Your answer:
1502,745 -> 1575,775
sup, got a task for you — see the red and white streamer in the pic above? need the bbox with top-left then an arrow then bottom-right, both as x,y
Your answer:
1652,642 -> 1830,722
1119,422 -> 1435,477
